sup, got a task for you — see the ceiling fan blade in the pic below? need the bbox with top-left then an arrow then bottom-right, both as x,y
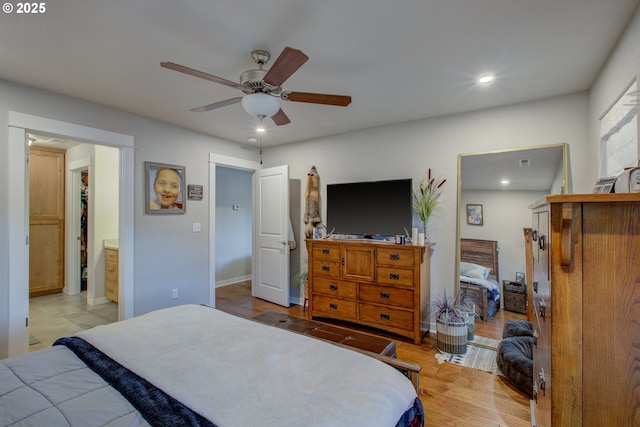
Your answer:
263,47 -> 309,87
283,91 -> 352,107
161,62 -> 242,90
271,109 -> 291,126
190,97 -> 243,112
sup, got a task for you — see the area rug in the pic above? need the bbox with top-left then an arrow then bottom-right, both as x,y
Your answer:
63,305 -> 118,330
435,335 -> 503,375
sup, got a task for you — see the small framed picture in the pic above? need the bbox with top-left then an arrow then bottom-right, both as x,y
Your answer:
145,161 -> 186,214
466,204 -> 483,225
515,272 -> 525,284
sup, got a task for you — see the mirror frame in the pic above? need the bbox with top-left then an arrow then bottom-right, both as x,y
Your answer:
454,143 -> 569,296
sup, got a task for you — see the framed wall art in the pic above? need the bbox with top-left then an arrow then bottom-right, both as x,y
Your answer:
145,161 -> 186,214
466,204 -> 483,225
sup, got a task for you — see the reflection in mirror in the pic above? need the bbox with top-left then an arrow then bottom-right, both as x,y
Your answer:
455,143 -> 569,320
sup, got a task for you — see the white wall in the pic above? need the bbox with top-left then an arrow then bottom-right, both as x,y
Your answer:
265,93 -> 590,310
0,79 -> 259,357
459,190 -> 546,286
92,145 -> 120,303
589,8 -> 640,178
215,167 -> 252,285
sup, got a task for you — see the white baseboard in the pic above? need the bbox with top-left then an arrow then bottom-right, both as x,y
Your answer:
215,275 -> 252,288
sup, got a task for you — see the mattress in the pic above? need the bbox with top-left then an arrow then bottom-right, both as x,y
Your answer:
1,305 -> 423,427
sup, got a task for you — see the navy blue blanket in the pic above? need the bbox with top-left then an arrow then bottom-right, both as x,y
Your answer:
54,337 -> 215,427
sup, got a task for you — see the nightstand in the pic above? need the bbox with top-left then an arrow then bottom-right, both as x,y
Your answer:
503,281 -> 526,314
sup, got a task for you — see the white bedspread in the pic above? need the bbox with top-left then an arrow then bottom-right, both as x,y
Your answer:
460,275 -> 500,295
77,305 -> 417,427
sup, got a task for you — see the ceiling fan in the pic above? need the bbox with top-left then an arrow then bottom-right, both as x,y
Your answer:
161,47 -> 352,126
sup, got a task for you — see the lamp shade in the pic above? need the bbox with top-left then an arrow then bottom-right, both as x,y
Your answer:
242,93 -> 281,118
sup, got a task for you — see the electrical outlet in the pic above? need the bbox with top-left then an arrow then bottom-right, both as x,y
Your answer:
172,288 -> 178,299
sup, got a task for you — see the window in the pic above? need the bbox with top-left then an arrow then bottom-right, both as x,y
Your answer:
600,80 -> 638,178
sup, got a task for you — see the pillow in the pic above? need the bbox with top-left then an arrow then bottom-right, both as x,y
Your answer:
460,262 -> 491,279
464,268 -> 488,280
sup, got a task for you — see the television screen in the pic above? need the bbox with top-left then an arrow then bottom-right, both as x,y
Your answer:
326,179 -> 413,238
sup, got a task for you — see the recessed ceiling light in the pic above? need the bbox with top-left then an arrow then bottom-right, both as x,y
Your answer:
501,179 -> 510,185
247,137 -> 257,143
256,126 -> 266,134
478,74 -> 494,84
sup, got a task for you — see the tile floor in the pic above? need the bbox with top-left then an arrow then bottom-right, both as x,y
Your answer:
29,292 -> 118,352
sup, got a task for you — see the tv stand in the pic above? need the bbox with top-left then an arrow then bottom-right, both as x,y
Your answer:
306,239 -> 433,344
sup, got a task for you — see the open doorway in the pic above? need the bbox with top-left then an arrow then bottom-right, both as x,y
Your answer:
6,112 -> 134,357
26,136 -> 120,351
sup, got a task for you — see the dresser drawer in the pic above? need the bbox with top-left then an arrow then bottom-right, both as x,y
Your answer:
359,302 -> 414,331
504,291 -> 527,314
311,244 -> 341,260
359,284 -> 413,309
106,261 -> 118,282
105,282 -> 118,302
105,249 -> 118,262
312,295 -> 357,321
376,266 -> 414,287
312,277 -> 356,299
311,259 -> 341,278
376,247 -> 414,267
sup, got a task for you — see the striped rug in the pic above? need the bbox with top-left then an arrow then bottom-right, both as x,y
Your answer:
435,335 -> 502,375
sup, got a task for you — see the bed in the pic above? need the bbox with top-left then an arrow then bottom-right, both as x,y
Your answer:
0,305 -> 424,427
459,238 -> 501,321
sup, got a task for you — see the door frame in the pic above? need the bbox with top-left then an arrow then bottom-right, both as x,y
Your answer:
7,112 -> 134,357
66,159 -> 91,296
208,153 -> 261,308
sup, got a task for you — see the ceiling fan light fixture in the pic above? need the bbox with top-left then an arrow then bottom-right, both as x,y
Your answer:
242,93 -> 281,119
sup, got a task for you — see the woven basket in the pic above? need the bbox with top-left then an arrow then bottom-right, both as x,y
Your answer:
436,317 -> 468,354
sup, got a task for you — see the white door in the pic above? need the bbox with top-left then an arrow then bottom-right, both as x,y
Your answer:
252,165 -> 290,306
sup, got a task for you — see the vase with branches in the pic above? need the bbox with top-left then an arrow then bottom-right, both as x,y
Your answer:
412,168 -> 446,242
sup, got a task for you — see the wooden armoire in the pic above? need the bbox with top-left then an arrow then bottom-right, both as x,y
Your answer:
29,146 -> 65,296
529,194 -> 640,427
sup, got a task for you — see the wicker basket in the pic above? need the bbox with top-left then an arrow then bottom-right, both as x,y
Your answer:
436,317 -> 468,354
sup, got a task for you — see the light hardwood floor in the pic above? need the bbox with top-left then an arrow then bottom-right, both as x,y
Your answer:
29,281 -> 531,427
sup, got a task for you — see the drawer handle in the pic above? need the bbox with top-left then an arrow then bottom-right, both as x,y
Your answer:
539,234 -> 546,251
322,265 -> 330,272
380,313 -> 390,320
533,329 -> 538,346
380,292 -> 390,299
533,280 -> 538,293
322,249 -> 330,254
532,229 -> 538,242
329,303 -> 338,310
390,254 -> 400,261
329,284 -> 338,291
538,300 -> 546,320
539,370 -> 546,396
389,273 -> 400,280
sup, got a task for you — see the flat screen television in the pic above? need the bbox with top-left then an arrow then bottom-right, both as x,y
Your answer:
326,178 -> 413,239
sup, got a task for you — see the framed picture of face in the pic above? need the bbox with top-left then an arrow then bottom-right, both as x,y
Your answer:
145,161 -> 186,214
466,204 -> 483,225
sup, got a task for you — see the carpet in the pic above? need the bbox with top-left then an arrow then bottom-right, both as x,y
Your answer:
63,305 -> 118,330
435,335 -> 503,375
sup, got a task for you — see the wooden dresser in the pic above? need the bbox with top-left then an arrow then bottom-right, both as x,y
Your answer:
530,194 -> 640,427
306,239 -> 432,344
105,248 -> 119,302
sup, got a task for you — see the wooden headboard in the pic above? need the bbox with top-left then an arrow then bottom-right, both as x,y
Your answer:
460,238 -> 499,282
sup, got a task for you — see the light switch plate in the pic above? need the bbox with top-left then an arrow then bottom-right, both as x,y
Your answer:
192,223 -> 201,233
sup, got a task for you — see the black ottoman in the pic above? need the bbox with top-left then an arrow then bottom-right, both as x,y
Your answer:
497,336 -> 534,397
503,320 -> 533,338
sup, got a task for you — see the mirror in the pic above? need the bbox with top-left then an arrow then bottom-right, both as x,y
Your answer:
454,143 -> 569,314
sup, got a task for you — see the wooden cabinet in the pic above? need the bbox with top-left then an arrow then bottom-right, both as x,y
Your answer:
105,248 -> 118,302
503,281 -> 527,314
530,194 -> 640,427
307,239 -> 432,344
29,146 -> 65,297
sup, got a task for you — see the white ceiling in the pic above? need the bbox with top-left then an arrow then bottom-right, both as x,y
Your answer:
1,0 -> 638,147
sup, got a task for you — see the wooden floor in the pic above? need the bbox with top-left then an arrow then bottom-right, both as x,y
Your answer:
217,281 -> 531,427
